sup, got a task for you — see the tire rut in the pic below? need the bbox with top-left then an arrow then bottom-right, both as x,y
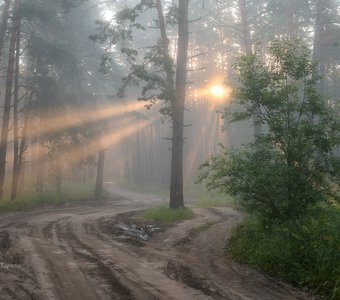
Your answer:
0,187 -> 314,300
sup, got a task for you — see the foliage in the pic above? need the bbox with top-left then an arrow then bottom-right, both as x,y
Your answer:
140,205 -> 193,223
199,39 -> 340,223
228,206 -> 340,299
90,1 -> 176,115
195,197 -> 234,208
186,184 -> 234,208
0,181 -> 94,212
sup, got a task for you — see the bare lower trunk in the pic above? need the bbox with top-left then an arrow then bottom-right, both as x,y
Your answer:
0,0 -> 21,198
55,164 -> 62,194
169,109 -> 184,208
95,150 -> 105,198
35,139 -> 44,193
169,0 -> 189,209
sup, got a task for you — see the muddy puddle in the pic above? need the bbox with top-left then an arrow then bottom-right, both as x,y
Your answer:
99,212 -> 165,246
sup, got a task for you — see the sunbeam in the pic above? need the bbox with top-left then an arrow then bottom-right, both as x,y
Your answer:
48,114 -> 159,167
27,101 -> 147,137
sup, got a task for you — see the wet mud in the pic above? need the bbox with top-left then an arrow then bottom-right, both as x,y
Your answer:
0,185 -> 315,300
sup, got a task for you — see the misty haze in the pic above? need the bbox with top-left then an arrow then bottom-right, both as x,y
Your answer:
0,0 -> 339,299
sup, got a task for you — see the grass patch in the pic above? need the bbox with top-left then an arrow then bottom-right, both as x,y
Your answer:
115,181 -> 235,208
185,184 -> 235,208
116,180 -> 168,197
0,181 -> 94,212
140,205 -> 194,223
228,205 -> 340,299
195,195 -> 234,208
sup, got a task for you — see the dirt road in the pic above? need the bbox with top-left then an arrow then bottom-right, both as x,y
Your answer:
0,184 -> 313,300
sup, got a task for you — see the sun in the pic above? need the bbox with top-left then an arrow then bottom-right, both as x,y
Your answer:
102,9 -> 114,21
209,85 -> 226,98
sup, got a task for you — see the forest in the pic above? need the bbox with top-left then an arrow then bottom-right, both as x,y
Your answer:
0,0 -> 339,299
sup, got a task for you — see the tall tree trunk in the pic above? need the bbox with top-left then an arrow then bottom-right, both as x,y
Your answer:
238,0 -> 262,141
285,0 -> 297,39
55,165 -> 62,194
0,0 -> 10,62
35,137 -> 44,193
55,163 -> 62,194
0,0 -> 21,198
239,0 -> 251,55
169,0 -> 189,208
155,0 -> 189,208
155,0 -> 175,88
95,150 -> 105,198
10,16 -> 21,200
313,0 -> 328,93
16,73 -> 36,194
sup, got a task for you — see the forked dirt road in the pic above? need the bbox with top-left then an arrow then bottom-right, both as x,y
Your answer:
0,184 -> 314,300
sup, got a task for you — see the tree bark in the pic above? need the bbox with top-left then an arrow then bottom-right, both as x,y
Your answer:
169,0 -> 189,208
95,150 -> 105,198
285,0 -> 297,40
0,0 -> 10,62
154,0 -> 189,208
55,163 -> 62,194
0,0 -> 21,198
16,74 -> 36,194
35,137 -> 44,193
313,0 -> 328,93
155,0 -> 175,88
238,0 -> 262,141
10,16 -> 21,200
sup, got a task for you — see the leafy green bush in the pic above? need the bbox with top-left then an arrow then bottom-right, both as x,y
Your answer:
228,206 -> 340,299
140,205 -> 194,223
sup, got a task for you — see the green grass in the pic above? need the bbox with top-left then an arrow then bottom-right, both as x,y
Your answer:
139,205 -> 194,223
185,184 -> 235,208
195,195 -> 235,208
228,205 -> 340,299
0,181 -> 95,212
117,180 -> 168,197
115,180 -> 236,208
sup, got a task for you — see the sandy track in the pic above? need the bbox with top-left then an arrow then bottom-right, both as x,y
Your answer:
0,184 -> 314,300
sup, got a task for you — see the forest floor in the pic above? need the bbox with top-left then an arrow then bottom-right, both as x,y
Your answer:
0,183 -> 316,300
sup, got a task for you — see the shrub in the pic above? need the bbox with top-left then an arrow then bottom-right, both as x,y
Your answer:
228,206 -> 340,299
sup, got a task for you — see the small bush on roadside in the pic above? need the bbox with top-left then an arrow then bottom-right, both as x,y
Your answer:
228,206 -> 340,299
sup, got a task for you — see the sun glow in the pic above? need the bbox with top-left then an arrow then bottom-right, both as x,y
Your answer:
102,9 -> 114,21
209,85 -> 227,98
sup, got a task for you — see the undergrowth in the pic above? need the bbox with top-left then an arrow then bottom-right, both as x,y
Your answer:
140,205 -> 194,223
228,205 -> 340,299
116,180 -> 168,197
0,181 -> 94,212
118,181 -> 235,208
185,184 -> 235,208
